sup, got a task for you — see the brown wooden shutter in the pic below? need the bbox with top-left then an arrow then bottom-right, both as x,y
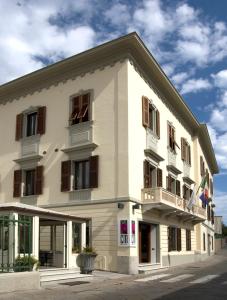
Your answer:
156,110 -> 160,138
167,175 -> 171,192
15,114 -> 23,141
188,145 -> 191,165
177,228 -> 181,251
200,156 -> 203,176
61,161 -> 71,192
206,170 -> 210,188
144,160 -> 150,188
210,179 -> 213,195
37,106 -> 46,135
13,170 -> 22,197
35,166 -> 43,195
157,168 -> 162,187
176,180 -> 180,197
181,138 -> 185,161
90,156 -> 99,188
142,96 -> 149,127
168,227 -> 171,252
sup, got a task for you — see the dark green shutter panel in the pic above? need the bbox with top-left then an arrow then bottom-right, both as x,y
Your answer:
90,156 -> 99,188
61,161 -> 71,192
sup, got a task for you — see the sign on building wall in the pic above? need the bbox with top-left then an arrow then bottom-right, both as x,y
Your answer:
119,219 -> 136,247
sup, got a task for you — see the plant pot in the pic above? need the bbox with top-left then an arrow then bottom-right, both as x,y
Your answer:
79,253 -> 97,274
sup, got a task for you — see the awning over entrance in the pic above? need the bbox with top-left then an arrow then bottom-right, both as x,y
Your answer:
0,202 -> 88,223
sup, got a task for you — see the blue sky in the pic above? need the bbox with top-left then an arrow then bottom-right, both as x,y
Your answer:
0,0 -> 227,223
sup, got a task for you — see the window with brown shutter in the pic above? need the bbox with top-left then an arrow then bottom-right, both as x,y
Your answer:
176,180 -> 180,197
61,161 -> 71,192
37,106 -> 46,135
186,229 -> 191,251
70,93 -> 90,125
203,233 -> 206,251
181,138 -> 186,161
144,160 -> 150,188
210,179 -> 213,195
200,156 -> 204,176
35,166 -> 43,195
157,168 -> 162,187
207,205 -> 211,221
90,156 -> 99,188
206,170 -> 210,188
211,209 -> 214,225
142,96 -> 149,127
156,110 -> 160,138
13,170 -> 22,197
177,228 -> 181,251
15,114 -> 24,141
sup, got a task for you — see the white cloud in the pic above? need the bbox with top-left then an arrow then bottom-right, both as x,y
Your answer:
104,3 -> 131,27
0,0 -> 96,83
212,70 -> 227,89
180,78 -> 212,94
213,190 -> 227,224
171,72 -> 190,86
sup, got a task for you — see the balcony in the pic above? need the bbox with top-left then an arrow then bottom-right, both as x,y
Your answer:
141,187 -> 206,223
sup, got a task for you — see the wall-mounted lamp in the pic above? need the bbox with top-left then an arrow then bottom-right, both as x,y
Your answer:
132,203 -> 140,210
117,203 -> 124,209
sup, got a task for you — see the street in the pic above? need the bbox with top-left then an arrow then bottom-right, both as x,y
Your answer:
1,247 -> 227,300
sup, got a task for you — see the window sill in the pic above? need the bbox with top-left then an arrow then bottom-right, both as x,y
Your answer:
21,194 -> 38,198
66,120 -> 93,130
69,188 -> 92,193
21,134 -> 40,143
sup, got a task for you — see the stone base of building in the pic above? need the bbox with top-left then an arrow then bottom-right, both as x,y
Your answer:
117,256 -> 139,274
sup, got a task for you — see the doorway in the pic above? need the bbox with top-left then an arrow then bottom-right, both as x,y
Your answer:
39,219 -> 67,268
139,222 -> 151,263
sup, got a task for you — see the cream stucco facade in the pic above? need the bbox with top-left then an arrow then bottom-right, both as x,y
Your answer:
0,33 -> 218,274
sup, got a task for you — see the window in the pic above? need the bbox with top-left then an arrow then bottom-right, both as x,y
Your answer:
186,229 -> 191,251
203,233 -> 206,251
13,166 -> 44,198
24,169 -> 36,196
200,156 -> 205,177
142,96 -> 160,138
72,223 -> 81,253
166,174 -> 180,195
70,93 -> 90,125
74,160 -> 90,190
168,227 -> 181,252
143,160 -> 162,188
61,156 -> 99,192
207,205 -> 211,221
26,112 -> 37,137
18,215 -> 32,254
183,185 -> 192,201
181,138 -> 191,165
168,124 -> 180,152
15,106 -> 46,141
211,236 -> 214,250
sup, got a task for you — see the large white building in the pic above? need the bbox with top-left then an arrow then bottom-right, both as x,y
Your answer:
0,33 -> 218,274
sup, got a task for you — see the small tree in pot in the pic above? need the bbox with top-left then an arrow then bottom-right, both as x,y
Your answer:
78,247 -> 97,274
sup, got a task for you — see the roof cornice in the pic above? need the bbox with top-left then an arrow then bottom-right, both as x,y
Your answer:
0,32 -> 219,174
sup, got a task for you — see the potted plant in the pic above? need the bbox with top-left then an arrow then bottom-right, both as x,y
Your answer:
78,246 -> 97,274
14,255 -> 40,272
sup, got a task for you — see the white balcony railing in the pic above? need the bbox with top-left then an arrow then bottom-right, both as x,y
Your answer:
141,187 -> 206,220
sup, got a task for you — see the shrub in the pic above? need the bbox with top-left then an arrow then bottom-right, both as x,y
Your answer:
14,255 -> 39,272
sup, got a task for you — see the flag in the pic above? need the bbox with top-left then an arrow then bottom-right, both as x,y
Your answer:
187,185 -> 196,210
199,176 -> 209,207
